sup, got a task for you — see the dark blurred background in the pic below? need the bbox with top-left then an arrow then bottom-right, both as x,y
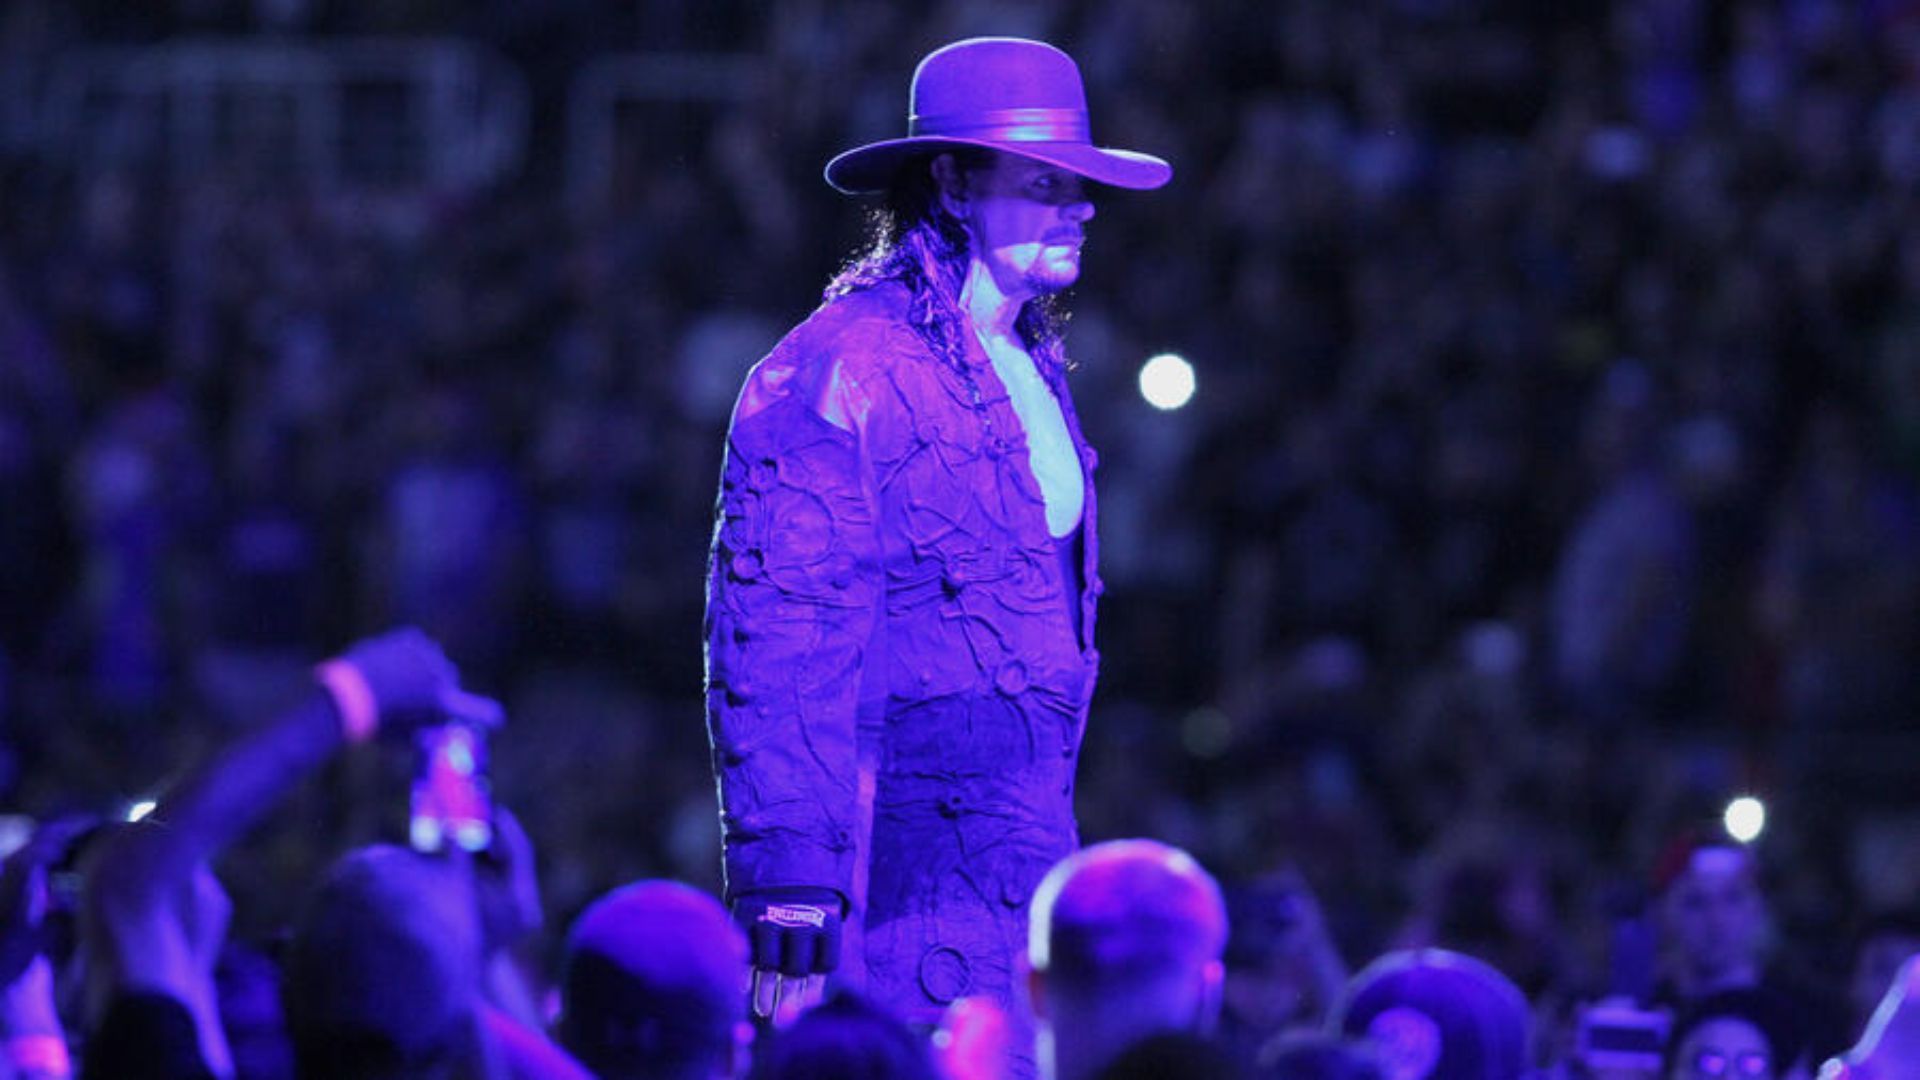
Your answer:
3,0 -> 1919,1043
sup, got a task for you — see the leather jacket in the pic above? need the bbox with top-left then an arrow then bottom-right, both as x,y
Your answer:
705,280 -> 1101,1033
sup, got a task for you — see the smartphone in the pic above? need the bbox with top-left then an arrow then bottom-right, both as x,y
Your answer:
410,723 -> 492,853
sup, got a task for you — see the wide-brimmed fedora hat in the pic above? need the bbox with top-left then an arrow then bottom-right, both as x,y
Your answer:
824,37 -> 1172,195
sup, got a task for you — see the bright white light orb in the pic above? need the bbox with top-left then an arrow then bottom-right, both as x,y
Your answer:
1138,353 -> 1196,411
126,799 -> 158,823
1724,796 -> 1766,844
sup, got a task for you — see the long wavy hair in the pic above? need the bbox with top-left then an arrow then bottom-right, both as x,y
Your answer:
824,149 -> 1072,378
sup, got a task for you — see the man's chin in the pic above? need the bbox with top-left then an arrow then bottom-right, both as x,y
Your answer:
1027,263 -> 1081,296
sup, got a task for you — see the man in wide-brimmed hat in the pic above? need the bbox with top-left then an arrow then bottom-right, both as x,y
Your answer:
702,35 -> 1169,1076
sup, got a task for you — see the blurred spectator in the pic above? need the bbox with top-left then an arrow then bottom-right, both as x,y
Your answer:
63,388 -> 214,719
1399,816 -> 1571,1001
1649,834 -> 1845,1066
1028,839 -> 1229,1080
1334,949 -> 1531,1080
1660,989 -> 1806,1080
1089,1030 -> 1247,1080
1652,837 -> 1770,1007
282,835 -> 593,1080
1219,868 -> 1349,1067
374,385 -> 530,673
558,879 -> 750,1080
743,992 -> 941,1080
1546,361 -> 1697,729
282,845 -> 497,1079
1255,1033 -> 1384,1080
525,354 -> 652,661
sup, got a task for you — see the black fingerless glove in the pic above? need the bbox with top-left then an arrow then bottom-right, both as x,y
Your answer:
733,887 -> 844,976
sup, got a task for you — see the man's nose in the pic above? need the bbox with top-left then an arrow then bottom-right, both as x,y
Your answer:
1063,198 -> 1095,223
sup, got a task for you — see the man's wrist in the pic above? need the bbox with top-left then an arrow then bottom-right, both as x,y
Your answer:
1820,1059 -> 1871,1080
740,886 -> 845,916
313,659 -> 379,744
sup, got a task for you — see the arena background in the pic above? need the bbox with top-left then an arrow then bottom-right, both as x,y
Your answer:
3,0 -> 1920,1044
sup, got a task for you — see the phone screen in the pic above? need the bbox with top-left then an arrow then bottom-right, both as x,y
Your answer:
410,724 -> 492,853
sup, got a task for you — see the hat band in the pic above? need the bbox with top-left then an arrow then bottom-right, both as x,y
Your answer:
910,107 -> 1090,143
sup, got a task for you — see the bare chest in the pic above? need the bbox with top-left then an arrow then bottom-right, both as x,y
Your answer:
977,336 -> 1084,539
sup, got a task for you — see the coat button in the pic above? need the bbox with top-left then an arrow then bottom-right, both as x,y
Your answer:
746,459 -> 778,490
938,792 -> 965,819
731,550 -> 763,581
995,661 -> 1029,697
917,946 -> 973,1005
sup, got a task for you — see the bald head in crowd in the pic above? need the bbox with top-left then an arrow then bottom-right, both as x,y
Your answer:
282,845 -> 488,1080
559,880 -> 750,1080
1027,839 -> 1229,1080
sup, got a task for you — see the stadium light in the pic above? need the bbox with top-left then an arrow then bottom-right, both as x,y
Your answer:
1724,796 -> 1765,844
1138,353 -> 1195,411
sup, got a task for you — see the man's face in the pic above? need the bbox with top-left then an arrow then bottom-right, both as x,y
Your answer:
1670,1016 -> 1774,1080
951,152 -> 1096,301
1664,849 -> 1766,984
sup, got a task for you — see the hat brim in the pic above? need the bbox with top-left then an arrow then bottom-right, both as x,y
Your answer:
824,136 -> 1171,194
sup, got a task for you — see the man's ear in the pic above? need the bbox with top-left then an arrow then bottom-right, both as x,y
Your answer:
931,153 -> 969,220
1026,965 -> 1050,1021
1195,959 -> 1225,1034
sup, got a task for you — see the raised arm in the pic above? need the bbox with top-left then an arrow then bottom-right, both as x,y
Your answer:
81,628 -> 495,1078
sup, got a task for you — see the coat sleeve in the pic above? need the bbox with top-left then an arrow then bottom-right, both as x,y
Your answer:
704,345 -> 880,905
